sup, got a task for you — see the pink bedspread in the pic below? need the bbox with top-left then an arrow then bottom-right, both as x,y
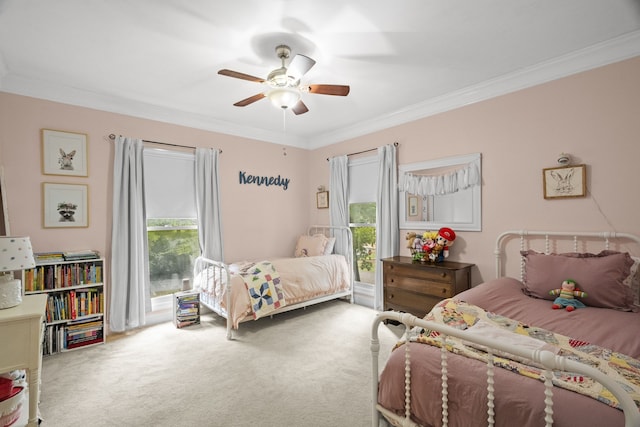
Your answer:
199,255 -> 350,328
378,277 -> 640,427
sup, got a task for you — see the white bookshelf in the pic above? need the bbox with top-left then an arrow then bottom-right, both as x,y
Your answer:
21,257 -> 105,354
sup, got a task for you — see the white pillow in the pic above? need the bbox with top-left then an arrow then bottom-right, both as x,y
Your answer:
323,237 -> 336,255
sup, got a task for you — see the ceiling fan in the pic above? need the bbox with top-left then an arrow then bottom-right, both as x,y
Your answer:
218,45 -> 350,115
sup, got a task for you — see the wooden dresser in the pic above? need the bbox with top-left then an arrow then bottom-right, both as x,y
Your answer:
382,256 -> 474,318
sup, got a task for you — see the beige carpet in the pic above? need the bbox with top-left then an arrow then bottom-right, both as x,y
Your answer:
39,300 -> 401,427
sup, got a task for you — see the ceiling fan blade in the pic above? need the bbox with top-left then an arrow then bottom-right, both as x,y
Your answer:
218,69 -> 265,83
291,100 -> 309,115
308,84 -> 350,96
233,93 -> 265,107
287,54 -> 316,80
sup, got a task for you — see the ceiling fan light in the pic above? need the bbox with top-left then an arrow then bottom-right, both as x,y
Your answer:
267,67 -> 290,87
268,88 -> 300,109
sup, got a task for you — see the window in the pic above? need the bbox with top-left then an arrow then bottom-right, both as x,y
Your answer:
349,203 -> 376,285
147,218 -> 199,299
348,156 -> 378,286
143,149 -> 199,310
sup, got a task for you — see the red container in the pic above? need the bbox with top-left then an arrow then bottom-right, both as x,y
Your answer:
0,386 -> 24,427
0,379 -> 12,400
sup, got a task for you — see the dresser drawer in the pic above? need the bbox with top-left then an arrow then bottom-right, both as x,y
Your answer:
383,262 -> 455,284
384,275 -> 453,297
384,286 -> 443,318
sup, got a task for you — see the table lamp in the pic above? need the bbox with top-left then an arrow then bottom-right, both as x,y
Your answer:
0,236 -> 36,309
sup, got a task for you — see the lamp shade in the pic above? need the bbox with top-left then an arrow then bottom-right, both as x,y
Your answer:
0,236 -> 36,271
268,88 -> 301,109
0,236 -> 36,309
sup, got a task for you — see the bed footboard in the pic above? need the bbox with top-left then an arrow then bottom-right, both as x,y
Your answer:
193,256 -> 233,338
371,311 -> 640,427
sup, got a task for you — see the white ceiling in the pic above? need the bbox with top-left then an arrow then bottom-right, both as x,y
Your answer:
1,1 -> 640,149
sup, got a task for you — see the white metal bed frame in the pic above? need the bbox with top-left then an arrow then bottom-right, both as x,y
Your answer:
194,225 -> 354,340
371,230 -> 640,427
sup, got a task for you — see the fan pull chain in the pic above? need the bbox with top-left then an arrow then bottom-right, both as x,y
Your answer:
282,109 -> 287,131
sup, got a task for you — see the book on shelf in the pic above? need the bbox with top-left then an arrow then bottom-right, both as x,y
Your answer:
34,252 -> 65,263
63,250 -> 100,261
43,317 -> 105,354
24,262 -> 104,292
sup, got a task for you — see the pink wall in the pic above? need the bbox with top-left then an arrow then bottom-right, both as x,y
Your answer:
0,94 -> 310,270
1,56 -> 639,297
309,56 -> 640,283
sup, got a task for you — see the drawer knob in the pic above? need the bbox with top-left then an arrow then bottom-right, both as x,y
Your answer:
440,272 -> 447,278
389,293 -> 394,299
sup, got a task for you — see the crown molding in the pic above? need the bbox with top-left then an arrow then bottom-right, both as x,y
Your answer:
0,73 -> 308,148
2,31 -> 639,151
306,30 -> 640,150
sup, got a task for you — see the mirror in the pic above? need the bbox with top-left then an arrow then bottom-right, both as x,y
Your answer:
399,152 -> 481,231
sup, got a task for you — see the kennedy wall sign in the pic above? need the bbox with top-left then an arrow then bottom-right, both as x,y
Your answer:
239,171 -> 290,190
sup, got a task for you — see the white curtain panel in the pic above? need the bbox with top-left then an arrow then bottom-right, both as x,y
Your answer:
375,144 -> 399,311
195,148 -> 224,261
329,155 -> 349,256
110,136 -> 150,332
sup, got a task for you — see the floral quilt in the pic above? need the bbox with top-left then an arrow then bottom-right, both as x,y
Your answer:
237,261 -> 286,319
402,298 -> 640,410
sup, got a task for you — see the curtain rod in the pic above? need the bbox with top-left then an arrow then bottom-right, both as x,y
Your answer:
108,134 -> 222,153
326,141 -> 398,161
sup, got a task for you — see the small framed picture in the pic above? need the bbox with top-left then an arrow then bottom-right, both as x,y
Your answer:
43,183 -> 89,228
42,129 -> 88,177
408,196 -> 418,217
542,164 -> 586,199
316,191 -> 329,209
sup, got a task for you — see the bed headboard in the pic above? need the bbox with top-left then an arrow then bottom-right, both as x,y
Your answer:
494,230 -> 640,280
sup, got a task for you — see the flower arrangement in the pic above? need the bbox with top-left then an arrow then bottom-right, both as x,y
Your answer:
405,227 -> 457,263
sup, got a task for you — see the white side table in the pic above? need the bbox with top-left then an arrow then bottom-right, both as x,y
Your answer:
0,294 -> 47,426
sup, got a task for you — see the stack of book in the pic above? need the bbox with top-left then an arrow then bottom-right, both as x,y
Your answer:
174,292 -> 200,328
63,250 -> 100,261
34,252 -> 65,264
65,318 -> 104,350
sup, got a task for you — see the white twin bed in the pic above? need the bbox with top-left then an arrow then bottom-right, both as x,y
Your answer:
373,230 -> 640,427
193,225 -> 353,339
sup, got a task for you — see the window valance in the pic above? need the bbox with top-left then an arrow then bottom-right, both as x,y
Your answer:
399,160 -> 480,197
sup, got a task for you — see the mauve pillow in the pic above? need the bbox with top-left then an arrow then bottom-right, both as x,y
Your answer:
521,249 -> 636,311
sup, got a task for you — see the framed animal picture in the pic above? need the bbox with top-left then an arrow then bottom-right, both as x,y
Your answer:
542,164 -> 586,199
43,183 -> 89,228
41,129 -> 88,177
316,191 -> 329,209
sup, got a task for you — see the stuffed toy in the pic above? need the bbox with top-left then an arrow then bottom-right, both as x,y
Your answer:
421,231 -> 437,255
405,232 -> 417,249
428,227 -> 456,262
549,279 -> 587,312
